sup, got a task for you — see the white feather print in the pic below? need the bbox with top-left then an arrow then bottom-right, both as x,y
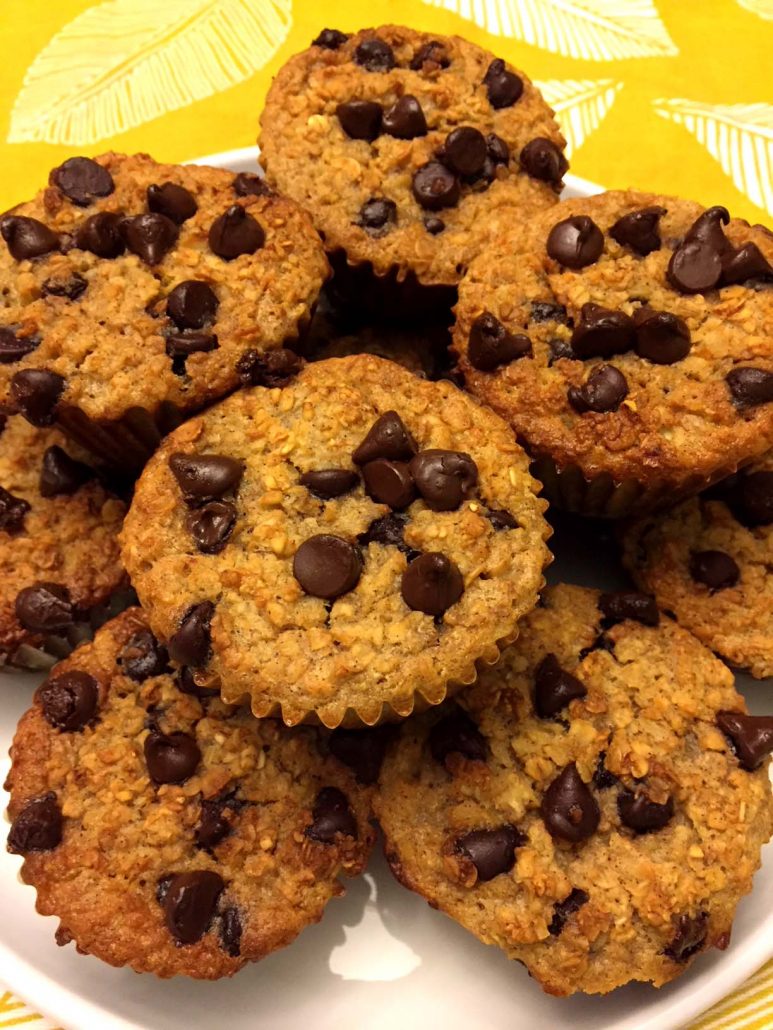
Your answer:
8,0 -> 292,146
737,0 -> 773,19
422,0 -> 677,60
654,99 -> 773,215
535,79 -> 622,156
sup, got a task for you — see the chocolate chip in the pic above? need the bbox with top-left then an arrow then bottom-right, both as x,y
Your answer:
7,794 -> 62,854
726,367 -> 773,409
354,38 -> 395,72
442,127 -> 487,178
337,100 -> 383,141
11,369 -> 65,426
74,212 -> 125,258
599,591 -> 659,626
618,789 -> 674,833
721,242 -> 773,285
232,172 -> 273,198
328,726 -> 393,784
633,309 -> 691,364
162,871 -> 224,945
39,446 -> 93,497
177,665 -> 220,700
219,907 -> 242,957
468,312 -> 531,371
412,162 -> 460,211
121,213 -> 178,265
0,326 -> 39,363
530,301 -> 570,325
455,825 -> 524,881
429,706 -> 488,766
305,786 -> 358,842
15,582 -> 73,632
353,411 -> 416,464
208,205 -> 264,260
667,239 -> 722,293
410,41 -> 450,71
41,273 -> 87,301
409,449 -> 478,511
187,500 -> 237,554
358,198 -> 397,235
236,347 -> 302,387
168,601 -> 215,667
486,133 -> 509,165
689,549 -> 740,590
548,888 -> 589,936
716,711 -> 773,770
0,486 -> 30,534
196,799 -> 231,849
738,470 -> 773,526
312,28 -> 349,49
487,508 -> 518,530
534,653 -> 587,718
519,138 -> 568,186
688,206 -> 732,253
383,95 -> 427,139
592,751 -> 617,790
119,629 -> 169,681
147,182 -> 197,225
568,364 -> 629,414
167,281 -> 219,330
547,215 -> 604,269
609,206 -> 666,256
362,459 -> 416,510
358,512 -> 407,549
483,58 -> 523,109
300,468 -> 359,499
541,763 -> 600,843
169,453 -> 243,502
39,671 -> 99,732
166,331 -> 218,366
401,552 -> 464,616
144,729 -> 201,784
570,303 -> 634,359
665,912 -> 708,963
424,217 -> 445,235
50,157 -> 114,206
0,216 -> 59,260
293,534 -> 362,600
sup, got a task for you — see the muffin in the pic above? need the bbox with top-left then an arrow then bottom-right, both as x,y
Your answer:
259,25 -> 565,320
0,153 -> 328,469
5,608 -> 375,979
452,191 -> 773,517
375,584 -> 773,995
120,354 -> 551,727
0,415 -> 126,668
622,452 -> 773,677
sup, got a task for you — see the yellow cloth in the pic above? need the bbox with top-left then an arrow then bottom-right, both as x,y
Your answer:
0,0 -> 771,1025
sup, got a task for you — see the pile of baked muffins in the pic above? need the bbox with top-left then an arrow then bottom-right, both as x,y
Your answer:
2,23 -> 772,999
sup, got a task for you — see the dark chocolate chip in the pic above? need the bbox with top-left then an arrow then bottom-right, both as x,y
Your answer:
0,486 -> 30,534
169,453 -> 243,502
455,825 -> 524,881
147,182 -> 197,225
468,311 -> 531,371
0,216 -> 59,260
548,887 -> 589,936
300,468 -> 359,500
337,100 -> 383,141
665,912 -> 708,963
167,281 -> 219,330
483,58 -> 523,109
429,706 -> 488,766
39,445 -> 93,497
593,752 -> 618,790
7,794 -> 62,854
362,459 -> 416,510
541,762 -> 600,843
687,206 -> 732,253
11,369 -> 65,426
519,137 -> 568,186
236,347 -> 302,387
50,157 -> 114,206
534,653 -> 586,718
177,665 -> 220,700
412,162 -> 460,211
726,367 -> 773,409
547,216 -> 604,269
531,301 -> 570,325
219,907 -> 242,957
166,331 -> 218,366
568,364 -> 629,414
383,95 -> 427,139
487,508 -> 518,530
410,41 -> 450,71
721,242 -> 773,285
15,582 -> 73,632
0,326 -> 39,363
144,729 -> 201,784
120,629 -> 169,681
358,512 -> 407,549
232,172 -> 273,198
716,711 -> 773,770
667,239 -> 722,293
409,449 -> 478,511
354,38 -> 396,72
401,552 -> 464,616
689,549 -> 740,590
312,28 -> 349,49
424,217 -> 445,235
328,725 -> 393,785
738,470 -> 773,526
353,411 -> 416,464
599,591 -> 659,627
41,273 -> 87,301
609,206 -> 666,256
486,133 -> 509,165
618,789 -> 674,833
570,303 -> 634,359
548,336 -> 574,363
196,799 -> 231,849
305,786 -> 358,842
358,198 -> 397,235
293,534 -> 362,600
633,308 -> 691,364
39,671 -> 99,732
162,870 -> 224,944
121,213 -> 178,265
74,212 -> 125,258
187,500 -> 237,554
208,205 -> 264,260
168,601 -> 215,667
442,127 -> 487,178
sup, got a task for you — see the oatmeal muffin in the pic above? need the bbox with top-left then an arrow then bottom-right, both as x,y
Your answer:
622,452 -> 773,677
120,354 -> 551,727
453,191 -> 773,516
375,584 -> 773,996
0,415 -> 126,668
5,608 -> 375,978
0,153 -> 328,469
259,25 -> 565,319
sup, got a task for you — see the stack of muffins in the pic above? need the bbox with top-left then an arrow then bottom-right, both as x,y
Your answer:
2,22 -> 773,1000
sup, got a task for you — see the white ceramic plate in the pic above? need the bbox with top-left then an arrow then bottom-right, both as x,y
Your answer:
1,147 -> 771,1030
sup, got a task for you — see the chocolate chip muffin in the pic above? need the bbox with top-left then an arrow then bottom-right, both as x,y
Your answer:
259,25 -> 565,320
621,452 -> 773,678
374,583 -> 773,996
0,153 -> 328,470
5,608 -> 375,978
0,415 -> 126,668
452,191 -> 773,517
120,354 -> 551,727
